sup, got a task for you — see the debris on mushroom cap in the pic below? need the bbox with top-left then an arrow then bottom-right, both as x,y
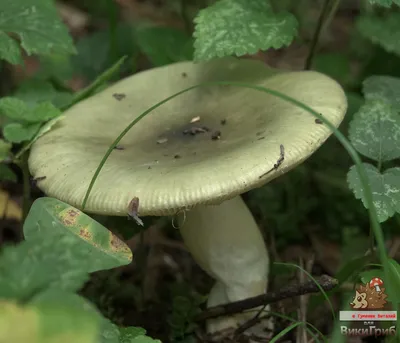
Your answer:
28,57 -> 347,217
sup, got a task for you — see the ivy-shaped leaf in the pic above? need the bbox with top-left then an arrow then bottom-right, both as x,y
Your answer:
368,0 -> 400,7
363,75 -> 400,111
348,98 -> 400,163
356,13 -> 400,57
14,80 -> 73,108
193,0 -> 298,61
0,97 -> 61,123
347,163 -> 400,223
0,0 -> 76,64
3,122 -> 41,143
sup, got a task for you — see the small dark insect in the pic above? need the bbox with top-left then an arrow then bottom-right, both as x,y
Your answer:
183,126 -> 210,135
182,72 -> 187,77
211,130 -> 221,140
127,197 -> 144,226
315,118 -> 323,124
221,119 -> 226,125
174,154 -> 181,159
259,144 -> 285,179
112,93 -> 126,101
114,145 -> 124,150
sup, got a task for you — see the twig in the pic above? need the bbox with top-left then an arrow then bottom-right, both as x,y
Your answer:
195,275 -> 338,322
304,0 -> 338,70
259,144 -> 285,179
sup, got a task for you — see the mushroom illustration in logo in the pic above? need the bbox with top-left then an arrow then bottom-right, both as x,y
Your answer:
369,277 -> 384,292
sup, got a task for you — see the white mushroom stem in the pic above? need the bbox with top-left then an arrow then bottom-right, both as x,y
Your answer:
178,196 -> 270,333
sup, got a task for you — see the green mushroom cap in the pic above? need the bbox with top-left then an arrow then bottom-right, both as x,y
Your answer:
29,57 -> 347,216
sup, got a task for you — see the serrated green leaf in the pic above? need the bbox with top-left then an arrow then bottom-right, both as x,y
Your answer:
347,163 -> 400,222
0,97 -> 61,123
0,139 -> 11,162
0,0 -> 76,64
193,0 -> 298,61
119,327 -> 160,343
348,99 -> 400,163
0,164 -> 17,182
0,232 -> 90,301
3,122 -> 41,143
23,197 -> 133,273
0,31 -> 22,64
357,13 -> 400,56
363,75 -> 400,111
14,80 -> 73,108
368,0 -> 400,7
135,26 -> 193,66
100,320 -> 120,343
15,115 -> 65,158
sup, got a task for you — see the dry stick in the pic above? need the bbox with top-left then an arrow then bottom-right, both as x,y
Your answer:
195,275 -> 338,322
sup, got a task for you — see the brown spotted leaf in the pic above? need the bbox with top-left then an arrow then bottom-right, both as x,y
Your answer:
23,197 -> 132,272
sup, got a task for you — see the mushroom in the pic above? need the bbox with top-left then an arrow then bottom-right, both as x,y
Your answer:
369,277 -> 384,292
28,57 -> 347,335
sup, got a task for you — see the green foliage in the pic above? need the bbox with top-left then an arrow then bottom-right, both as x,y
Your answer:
356,13 -> 400,56
0,0 -> 76,64
0,297 -> 100,343
348,99 -> 400,163
3,122 -> 42,143
0,232 -> 90,301
167,284 -> 206,342
313,53 -> 352,86
368,0 -> 400,7
135,26 -> 193,67
0,139 -> 11,162
24,197 -> 133,273
0,97 -> 61,143
347,75 -> 400,222
14,79 -> 73,108
119,327 -> 161,343
363,75 -> 400,109
0,164 -> 16,182
73,23 -> 138,81
348,163 -> 400,223
0,97 -> 60,123
193,0 -> 298,61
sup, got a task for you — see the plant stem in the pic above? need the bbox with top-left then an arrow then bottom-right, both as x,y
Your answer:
304,0 -> 341,70
180,0 -> 192,34
21,152 -> 31,221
